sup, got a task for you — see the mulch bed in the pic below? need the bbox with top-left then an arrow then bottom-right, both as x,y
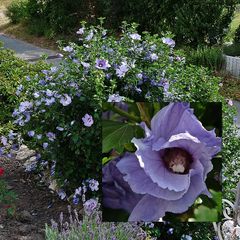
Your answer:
0,156 -> 71,240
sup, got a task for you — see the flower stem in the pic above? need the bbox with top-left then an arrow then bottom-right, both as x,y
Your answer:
108,104 -> 141,122
136,102 -> 151,128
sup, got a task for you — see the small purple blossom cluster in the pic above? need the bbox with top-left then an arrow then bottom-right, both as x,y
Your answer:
0,131 -> 19,159
72,179 -> 99,205
61,22 -> 186,101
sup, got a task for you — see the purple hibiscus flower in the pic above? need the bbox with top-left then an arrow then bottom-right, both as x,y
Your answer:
95,59 -> 111,70
116,62 -> 129,78
46,132 -> 56,142
60,94 -> 72,106
129,33 -> 141,40
162,37 -> 176,48
82,114 -> 94,127
107,93 -> 125,102
103,103 -> 221,221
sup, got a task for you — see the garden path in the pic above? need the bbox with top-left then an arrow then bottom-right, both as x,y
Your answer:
0,33 -> 62,64
0,146 -> 71,240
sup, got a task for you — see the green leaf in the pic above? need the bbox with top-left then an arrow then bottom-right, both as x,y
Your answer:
193,205 -> 218,221
102,120 -> 142,153
102,156 -> 114,165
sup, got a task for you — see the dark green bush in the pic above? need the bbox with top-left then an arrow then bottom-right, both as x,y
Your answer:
25,0 -> 96,37
223,43 -> 240,56
6,0 -> 29,24
97,0 -> 238,47
185,46 -> 225,71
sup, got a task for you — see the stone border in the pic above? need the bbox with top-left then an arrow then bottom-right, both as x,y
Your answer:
223,54 -> 240,78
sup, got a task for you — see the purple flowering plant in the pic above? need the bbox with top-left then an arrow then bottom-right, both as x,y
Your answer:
102,102 -> 222,222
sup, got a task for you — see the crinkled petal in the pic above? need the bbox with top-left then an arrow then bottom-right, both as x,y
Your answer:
116,153 -> 187,200
139,122 -> 152,138
132,137 -> 190,192
151,103 -> 221,154
129,168 -> 209,221
102,157 -> 142,213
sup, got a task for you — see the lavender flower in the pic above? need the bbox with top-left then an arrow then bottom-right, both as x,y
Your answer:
28,131 -> 35,137
8,130 -> 17,140
181,235 -> 192,240
116,62 -> 129,78
1,136 -> 7,146
88,179 -> 99,191
73,196 -> 80,205
33,92 -> 40,98
95,59 -> 111,70
56,126 -> 64,131
150,53 -> 158,61
43,142 -> 49,149
60,94 -> 72,106
129,33 -> 141,40
16,84 -> 23,95
45,97 -> 56,106
85,31 -> 94,41
162,37 -> 176,48
63,46 -> 73,52
77,27 -> 85,35
167,228 -> 174,235
81,62 -> 90,68
46,132 -> 56,142
107,94 -> 125,102
83,199 -> 98,216
103,103 -> 221,221
58,189 -> 67,200
36,134 -> 42,140
82,114 -> 94,127
19,101 -> 33,113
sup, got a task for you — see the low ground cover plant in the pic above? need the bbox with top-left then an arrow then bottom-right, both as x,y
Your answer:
0,167 -> 17,217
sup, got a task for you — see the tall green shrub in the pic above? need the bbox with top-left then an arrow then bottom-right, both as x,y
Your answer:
97,0 -> 238,47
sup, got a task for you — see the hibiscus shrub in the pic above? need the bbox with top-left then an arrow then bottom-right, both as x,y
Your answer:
0,21 -> 231,204
102,102 -> 222,222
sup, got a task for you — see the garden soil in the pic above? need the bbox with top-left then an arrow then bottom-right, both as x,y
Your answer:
0,155 -> 71,240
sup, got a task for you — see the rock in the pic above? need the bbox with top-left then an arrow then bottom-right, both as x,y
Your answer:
16,150 -> 36,161
23,156 -> 37,169
18,211 -> 33,223
18,224 -> 37,234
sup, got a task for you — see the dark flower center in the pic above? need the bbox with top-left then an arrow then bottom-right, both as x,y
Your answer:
162,147 -> 193,174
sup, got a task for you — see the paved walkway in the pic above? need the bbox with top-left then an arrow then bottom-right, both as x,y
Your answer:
0,33 -> 62,64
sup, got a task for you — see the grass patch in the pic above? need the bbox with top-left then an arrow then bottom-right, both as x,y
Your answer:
225,7 -> 240,42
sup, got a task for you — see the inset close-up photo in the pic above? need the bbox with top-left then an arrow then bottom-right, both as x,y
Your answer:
102,102 -> 222,222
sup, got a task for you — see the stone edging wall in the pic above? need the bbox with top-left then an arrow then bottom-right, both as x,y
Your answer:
224,54 -> 240,78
